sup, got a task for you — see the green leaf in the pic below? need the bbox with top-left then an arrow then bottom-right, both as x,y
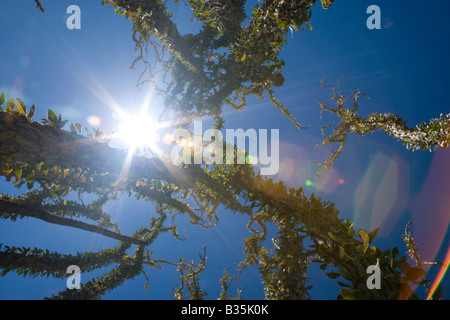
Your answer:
278,21 -> 288,30
16,97 -> 25,109
35,162 -> 43,171
0,92 -> 5,105
62,168 -> 70,179
15,168 -> 22,180
396,255 -> 407,268
6,99 -> 15,112
340,246 -> 345,259
391,247 -> 399,260
321,0 -> 333,9
337,280 -> 352,288
15,103 -> 25,115
48,109 -> 57,122
318,245 -> 331,254
347,223 -> 355,236
358,229 -> 370,253
326,272 -> 340,279
338,266 -> 353,281
290,24 -> 299,32
370,246 -> 380,256
368,227 -> 379,243
69,123 -> 79,134
57,119 -> 68,129
26,171 -> 34,181
27,105 -> 36,119
340,289 -> 367,300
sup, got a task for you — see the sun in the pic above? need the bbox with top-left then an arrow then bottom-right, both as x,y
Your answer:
117,113 -> 160,154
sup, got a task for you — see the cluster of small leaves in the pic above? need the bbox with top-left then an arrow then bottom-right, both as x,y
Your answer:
401,221 -> 444,300
201,157 -> 437,300
173,249 -> 243,301
100,0 -> 329,129
4,0 -> 447,298
41,109 -> 68,130
0,93 -> 36,120
0,190 -> 117,231
0,242 -> 130,279
172,247 -> 208,300
0,93 -> 245,228
46,246 -> 145,300
0,98 -> 252,298
34,0 -> 45,13
324,225 -> 414,300
320,0 -> 334,9
316,80 -> 450,177
0,94 -> 441,299
188,0 -> 246,39
257,221 -> 312,300
218,266 -> 242,300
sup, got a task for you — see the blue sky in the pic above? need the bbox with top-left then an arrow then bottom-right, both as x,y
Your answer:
1,0 -> 450,300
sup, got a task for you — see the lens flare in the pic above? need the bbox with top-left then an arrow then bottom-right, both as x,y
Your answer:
409,149 -> 450,298
353,152 -> 409,237
163,133 -> 175,144
118,114 -> 160,152
275,141 -> 344,194
87,115 -> 101,127
427,247 -> 450,300
245,155 -> 258,165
